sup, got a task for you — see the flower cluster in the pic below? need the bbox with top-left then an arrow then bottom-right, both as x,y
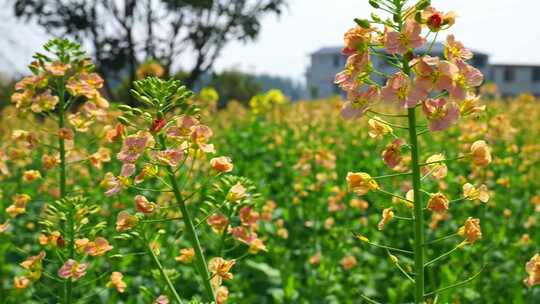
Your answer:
335,1 -> 494,302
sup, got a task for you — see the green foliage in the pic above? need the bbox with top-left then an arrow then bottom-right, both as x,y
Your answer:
208,70 -> 263,108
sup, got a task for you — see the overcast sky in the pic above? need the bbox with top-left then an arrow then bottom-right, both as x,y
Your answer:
213,0 -> 540,82
1,0 -> 539,83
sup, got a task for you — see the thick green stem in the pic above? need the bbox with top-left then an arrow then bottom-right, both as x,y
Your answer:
57,78 -> 73,304
158,136 -> 215,302
408,103 -> 425,303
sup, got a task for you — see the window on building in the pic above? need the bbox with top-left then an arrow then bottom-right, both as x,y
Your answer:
333,54 -> 341,67
532,67 -> 540,82
333,84 -> 341,95
504,67 -> 515,82
472,56 -> 486,68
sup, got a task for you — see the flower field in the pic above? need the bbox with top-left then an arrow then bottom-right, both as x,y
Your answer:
1,1 -> 540,303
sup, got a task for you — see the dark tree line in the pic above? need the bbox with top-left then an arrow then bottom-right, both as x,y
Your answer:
14,0 -> 285,101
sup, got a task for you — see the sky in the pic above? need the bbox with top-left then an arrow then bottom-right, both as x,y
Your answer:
213,0 -> 540,82
1,0 -> 539,83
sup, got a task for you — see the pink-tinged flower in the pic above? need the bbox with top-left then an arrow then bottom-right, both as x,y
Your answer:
89,147 -> 111,169
191,124 -> 215,153
422,7 -> 456,32
151,118 -> 167,133
231,226 -> 257,244
470,140 -> 492,167
101,165 -> 134,197
14,75 -> 47,91
116,211 -> 139,232
341,85 -> 380,120
154,295 -> 169,304
422,98 -> 460,131
384,20 -> 426,54
422,154 -> 447,179
523,253 -> 540,288
152,148 -> 185,167
381,139 -> 403,169
85,237 -> 113,256
134,195 -> 157,214
107,272 -> 127,293
227,182 -> 247,202
341,255 -> 357,270
104,123 -> 125,142
239,207 -> 259,228
381,72 -> 427,108
82,101 -> 107,119
207,214 -> 229,233
334,52 -> 370,91
368,116 -> 393,139
378,208 -> 394,230
167,116 -> 200,139
210,156 -> 234,173
444,35 -> 473,62
427,193 -> 449,214
30,89 -> 59,113
412,56 -> 457,92
45,61 -> 71,76
175,248 -> 195,263
117,134 -> 149,163
342,26 -> 373,55
447,60 -> 484,100
57,259 -> 88,281
216,286 -> 229,304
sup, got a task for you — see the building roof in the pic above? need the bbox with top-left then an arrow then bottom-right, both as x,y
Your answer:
491,63 -> 540,68
311,42 -> 488,57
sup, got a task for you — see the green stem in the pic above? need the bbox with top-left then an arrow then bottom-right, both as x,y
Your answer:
159,136 -> 215,302
424,244 -> 462,267
57,77 -> 73,304
400,33 -> 425,303
147,242 -> 184,303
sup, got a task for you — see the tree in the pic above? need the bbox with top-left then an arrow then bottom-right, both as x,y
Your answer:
208,70 -> 262,108
14,0 -> 285,101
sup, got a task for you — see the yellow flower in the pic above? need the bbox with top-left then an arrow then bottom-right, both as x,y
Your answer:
175,248 -> 195,264
23,170 -> 42,182
427,193 -> 449,214
458,217 -> 482,244
524,253 -> 540,288
470,140 -> 492,167
346,172 -> 379,195
462,183 -> 489,202
378,207 -> 394,230
208,257 -> 235,288
107,272 -> 127,293
14,276 -> 30,289
368,116 -> 393,139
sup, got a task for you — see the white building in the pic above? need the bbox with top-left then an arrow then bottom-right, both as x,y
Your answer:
306,43 -> 538,98
489,64 -> 540,97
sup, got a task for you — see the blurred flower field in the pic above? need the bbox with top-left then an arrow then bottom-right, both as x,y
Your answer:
1,86 -> 539,303
0,1 -> 539,302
